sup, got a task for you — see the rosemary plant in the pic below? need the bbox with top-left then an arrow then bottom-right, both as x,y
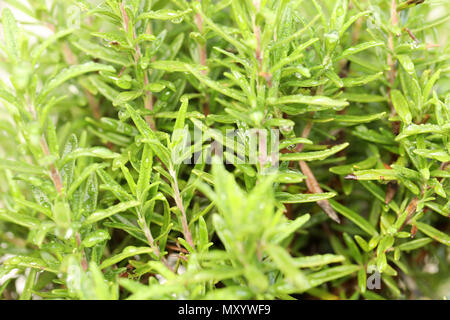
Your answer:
0,0 -> 449,300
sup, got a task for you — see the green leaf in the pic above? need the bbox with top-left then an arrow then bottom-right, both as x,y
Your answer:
415,222 -> 450,246
341,72 -> 383,87
125,104 -> 157,139
173,95 -> 189,135
423,69 -> 441,102
413,149 -> 450,162
82,229 -> 111,248
185,64 -> 246,103
391,90 -> 412,124
150,60 -> 206,73
358,268 -> 366,293
308,265 -> 360,287
0,209 -> 41,229
40,62 -> 116,99
59,147 -> 120,166
99,246 -> 153,269
340,93 -> 387,103
354,235 -> 370,252
293,254 -> 345,268
137,9 -> 192,21
0,86 -> 18,106
343,232 -> 363,264
268,95 -> 349,108
398,238 -> 433,251
279,137 -> 313,150
84,200 -> 140,224
19,269 -> 37,300
88,76 -> 120,101
396,54 -> 415,75
0,159 -> 46,175
2,8 -> 19,64
72,39 -> 131,66
53,201 -> 72,230
274,169 -> 306,183
271,214 -> 311,244
266,245 -> 310,292
113,90 -> 143,106
280,143 -> 349,161
333,112 -> 386,124
275,192 -> 336,203
330,156 -> 378,175
137,144 -> 153,201
337,41 -> 384,60
3,256 -> 57,273
345,169 -> 398,181
324,70 -> 344,88
329,200 -> 378,236
32,29 -> 76,65
395,123 -> 448,140
67,163 -> 107,198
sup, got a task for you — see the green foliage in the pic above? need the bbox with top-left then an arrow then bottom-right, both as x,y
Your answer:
0,0 -> 449,300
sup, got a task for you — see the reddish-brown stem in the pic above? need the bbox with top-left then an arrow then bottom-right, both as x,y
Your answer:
169,167 -> 195,250
75,233 -> 88,271
258,129 -> 268,171
143,71 -> 156,130
85,90 -> 101,120
398,197 -> 418,232
404,27 -> 419,43
27,99 -> 63,194
295,120 -> 340,223
40,137 -> 63,194
195,3 -> 210,116
388,0 -> 399,117
254,24 -> 262,69
195,12 -> 207,75
120,1 -> 155,130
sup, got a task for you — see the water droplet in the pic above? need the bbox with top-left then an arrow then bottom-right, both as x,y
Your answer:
135,136 -> 142,146
118,110 -> 129,121
171,16 -> 184,24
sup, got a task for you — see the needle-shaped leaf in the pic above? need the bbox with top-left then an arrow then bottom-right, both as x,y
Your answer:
84,200 -> 140,225
137,9 -> 192,21
40,62 -> 116,99
415,222 -> 450,246
275,192 -> 336,203
337,41 -> 384,60
391,90 -> 412,124
99,246 -> 153,269
72,41 -> 127,66
280,143 -> 349,161
2,8 -> 19,64
0,209 -> 41,229
329,200 -> 378,236
308,265 -> 360,287
268,95 -> 349,108
32,28 -> 76,65
137,144 -> 153,201
59,147 -> 120,166
0,159 -> 47,175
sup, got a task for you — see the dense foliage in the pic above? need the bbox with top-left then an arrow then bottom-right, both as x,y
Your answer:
0,0 -> 449,300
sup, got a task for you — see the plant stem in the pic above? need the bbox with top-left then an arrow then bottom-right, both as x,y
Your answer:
120,1 -> 156,130
194,1 -> 210,116
295,120 -> 340,223
27,100 -> 63,194
169,166 -> 195,249
388,0 -> 398,118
